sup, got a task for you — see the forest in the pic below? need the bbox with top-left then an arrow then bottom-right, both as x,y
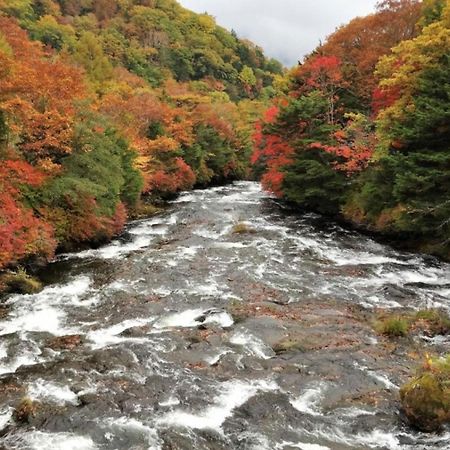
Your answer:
0,0 -> 282,274
252,0 -> 449,260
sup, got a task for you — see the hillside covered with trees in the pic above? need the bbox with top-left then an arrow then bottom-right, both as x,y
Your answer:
0,0 -> 283,272
252,0 -> 449,259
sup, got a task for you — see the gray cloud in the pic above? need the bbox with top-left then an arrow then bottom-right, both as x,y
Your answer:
178,0 -> 378,66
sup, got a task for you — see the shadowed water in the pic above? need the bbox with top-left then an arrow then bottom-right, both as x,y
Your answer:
0,182 -> 449,450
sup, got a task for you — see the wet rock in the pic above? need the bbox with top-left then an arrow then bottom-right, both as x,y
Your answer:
47,335 -> 83,351
13,398 -> 39,424
12,398 -> 70,430
78,393 -> 118,412
119,325 -> 150,337
161,429 -> 229,450
273,337 -> 307,354
88,348 -> 140,373
227,391 -> 301,430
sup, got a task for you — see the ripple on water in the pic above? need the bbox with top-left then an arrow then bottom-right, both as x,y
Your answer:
27,380 -> 79,406
153,308 -> 233,330
158,379 -> 278,431
0,276 -> 92,337
289,381 -> 329,416
4,432 -> 98,450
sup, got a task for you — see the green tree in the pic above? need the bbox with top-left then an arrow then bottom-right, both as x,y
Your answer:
73,31 -> 113,88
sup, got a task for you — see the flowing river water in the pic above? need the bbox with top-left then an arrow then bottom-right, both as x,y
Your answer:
0,182 -> 449,450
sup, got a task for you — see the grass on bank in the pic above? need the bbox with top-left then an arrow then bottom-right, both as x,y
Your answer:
374,309 -> 450,338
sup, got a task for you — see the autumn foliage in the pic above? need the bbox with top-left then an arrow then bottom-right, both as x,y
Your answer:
0,1 -> 276,270
252,0 -> 450,258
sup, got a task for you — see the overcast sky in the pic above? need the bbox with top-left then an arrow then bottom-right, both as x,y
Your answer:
178,0 -> 379,67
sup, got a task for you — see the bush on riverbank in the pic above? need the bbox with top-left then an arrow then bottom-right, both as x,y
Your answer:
400,354 -> 450,432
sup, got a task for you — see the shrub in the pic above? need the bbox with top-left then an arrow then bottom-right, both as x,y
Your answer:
400,354 -> 450,432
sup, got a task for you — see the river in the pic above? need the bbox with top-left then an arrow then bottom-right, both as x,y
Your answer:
1,182 -> 449,450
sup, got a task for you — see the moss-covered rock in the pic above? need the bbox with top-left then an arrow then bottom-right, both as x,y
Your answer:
1,269 -> 42,295
400,355 -> 450,432
272,337 -> 307,354
231,222 -> 256,235
13,398 -> 40,424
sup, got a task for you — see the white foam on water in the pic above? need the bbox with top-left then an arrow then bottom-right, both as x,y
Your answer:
239,432 -> 273,450
354,362 -> 398,390
87,318 -> 152,348
359,295 -> 403,309
212,241 -> 252,249
397,430 -> 450,448
203,311 -> 234,328
159,396 -> 180,407
0,277 -> 91,336
158,379 -> 277,431
106,417 -> 161,450
8,432 -> 98,450
421,334 -> 450,345
68,215 -> 172,259
289,382 -> 328,416
0,407 -> 13,431
162,244 -> 204,268
334,406 -> 377,418
151,287 -> 172,297
229,331 -> 275,360
0,341 -> 7,359
305,426 -> 400,449
185,278 -> 224,297
74,235 -> 154,260
205,349 -> 233,366
27,380 -> 79,406
171,193 -> 197,203
154,308 -> 205,329
325,250 -> 404,267
154,308 -> 233,330
193,228 -> 225,240
0,344 -> 41,376
67,215 -> 176,260
255,263 -> 267,279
